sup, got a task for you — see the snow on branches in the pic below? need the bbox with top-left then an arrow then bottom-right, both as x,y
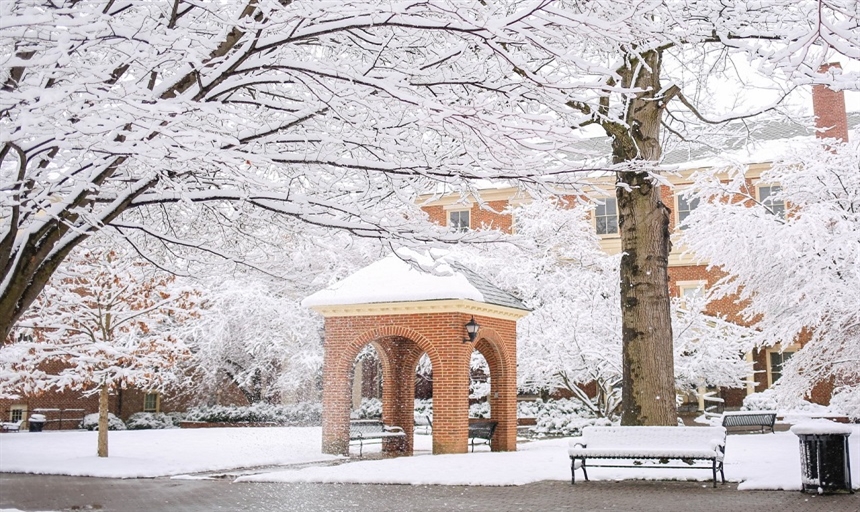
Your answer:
182,277 -> 324,405
682,139 -> 860,409
0,240 -> 196,399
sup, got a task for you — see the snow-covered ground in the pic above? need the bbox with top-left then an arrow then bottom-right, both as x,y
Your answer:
0,427 -> 338,478
1,426 -> 858,491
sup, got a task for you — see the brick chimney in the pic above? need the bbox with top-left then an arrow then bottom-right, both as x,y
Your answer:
812,63 -> 849,142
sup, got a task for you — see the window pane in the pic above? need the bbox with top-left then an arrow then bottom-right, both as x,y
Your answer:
595,198 -> 618,235
677,195 -> 700,226
448,210 -> 470,232
144,393 -> 158,412
759,186 -> 784,218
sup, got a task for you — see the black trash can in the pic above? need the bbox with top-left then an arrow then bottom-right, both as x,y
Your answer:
791,421 -> 854,494
28,413 -> 47,432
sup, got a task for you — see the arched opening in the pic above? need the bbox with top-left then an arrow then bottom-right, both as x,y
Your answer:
469,350 -> 490,419
414,353 -> 433,438
350,344 -> 383,420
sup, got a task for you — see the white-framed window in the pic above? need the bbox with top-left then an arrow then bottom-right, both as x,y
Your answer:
9,405 -> 26,423
767,351 -> 794,386
595,197 -> 618,235
767,350 -> 795,386
143,392 -> 160,413
676,193 -> 700,228
448,210 -> 470,232
677,280 -> 706,303
757,185 -> 784,218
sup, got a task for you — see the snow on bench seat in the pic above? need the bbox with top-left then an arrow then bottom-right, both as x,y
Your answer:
349,420 -> 406,456
568,426 -> 727,487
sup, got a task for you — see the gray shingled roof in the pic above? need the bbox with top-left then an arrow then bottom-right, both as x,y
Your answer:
564,112 -> 860,166
450,263 -> 530,312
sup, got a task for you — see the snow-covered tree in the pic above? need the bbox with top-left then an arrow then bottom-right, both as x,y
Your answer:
183,230 -> 382,405
3,0 -> 858,426
184,277 -> 323,405
0,0 -> 577,341
682,139 -> 860,414
0,240 -> 196,457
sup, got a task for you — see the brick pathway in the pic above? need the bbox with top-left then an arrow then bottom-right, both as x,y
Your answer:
1,474 -> 857,512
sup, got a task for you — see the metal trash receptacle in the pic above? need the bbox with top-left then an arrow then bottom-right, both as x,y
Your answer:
791,421 -> 853,494
28,413 -> 47,432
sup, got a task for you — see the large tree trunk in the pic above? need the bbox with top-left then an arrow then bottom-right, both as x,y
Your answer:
610,49 -> 677,426
98,383 -> 109,458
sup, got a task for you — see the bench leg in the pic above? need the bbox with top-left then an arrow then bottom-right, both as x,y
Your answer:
570,458 -> 589,485
713,459 -> 726,489
571,458 -> 575,485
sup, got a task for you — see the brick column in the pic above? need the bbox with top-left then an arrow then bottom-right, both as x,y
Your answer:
379,339 -> 423,455
321,334 -> 351,455
431,327 -> 472,455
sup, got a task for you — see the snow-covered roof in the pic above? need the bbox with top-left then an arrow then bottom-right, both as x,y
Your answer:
302,249 -> 527,311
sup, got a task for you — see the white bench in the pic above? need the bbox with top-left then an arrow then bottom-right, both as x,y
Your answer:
721,411 -> 776,434
349,419 -> 406,456
568,426 -> 727,487
1,420 -> 23,432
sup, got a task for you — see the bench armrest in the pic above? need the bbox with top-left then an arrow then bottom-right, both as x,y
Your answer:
383,425 -> 404,434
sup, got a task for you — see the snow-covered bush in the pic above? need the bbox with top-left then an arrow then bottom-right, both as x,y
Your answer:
529,399 -> 611,437
125,412 -> 178,430
517,400 -> 542,418
350,398 -> 382,419
79,413 -> 126,431
828,387 -> 860,421
414,399 -> 433,417
184,402 -> 322,425
741,389 -> 823,413
740,390 -> 779,411
469,401 -> 490,419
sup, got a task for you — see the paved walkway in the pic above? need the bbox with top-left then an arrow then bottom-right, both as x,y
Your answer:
1,473 -> 856,512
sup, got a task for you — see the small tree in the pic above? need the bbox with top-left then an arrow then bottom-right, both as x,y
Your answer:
184,277 -> 323,405
0,241 -> 195,457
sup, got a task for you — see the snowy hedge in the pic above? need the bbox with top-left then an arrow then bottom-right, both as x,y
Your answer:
184,402 -> 322,426
350,398 -> 383,419
79,413 -> 126,431
126,412 -> 180,430
829,387 -> 860,421
523,399 -> 611,437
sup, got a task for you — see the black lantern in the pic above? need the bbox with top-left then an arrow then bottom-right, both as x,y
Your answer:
464,316 -> 480,343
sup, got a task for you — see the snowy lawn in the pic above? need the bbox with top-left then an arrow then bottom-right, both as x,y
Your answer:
0,427 -> 338,478
2,426 -> 859,491
241,427 -> 860,490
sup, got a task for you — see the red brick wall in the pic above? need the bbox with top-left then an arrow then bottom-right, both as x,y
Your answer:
424,200 -> 513,233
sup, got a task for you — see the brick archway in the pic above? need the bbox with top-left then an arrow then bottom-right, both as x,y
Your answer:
473,326 -> 517,452
317,306 -> 524,456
